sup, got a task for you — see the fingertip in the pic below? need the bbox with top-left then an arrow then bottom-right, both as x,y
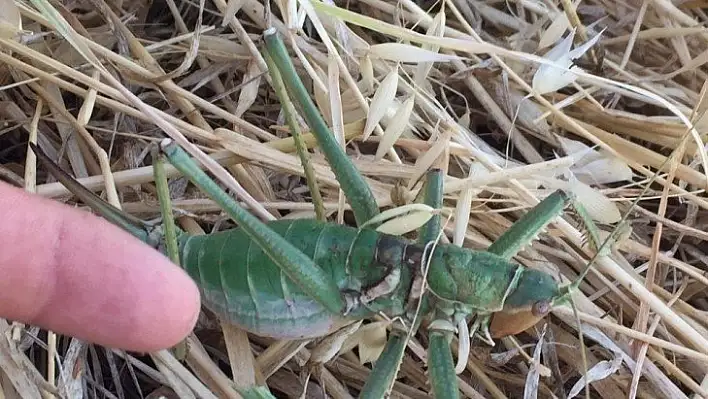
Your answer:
0,182 -> 204,352
134,265 -> 202,352
79,238 -> 204,353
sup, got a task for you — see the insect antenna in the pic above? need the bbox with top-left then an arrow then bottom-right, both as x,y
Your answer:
561,139 -> 680,398
568,171 -> 666,294
29,143 -> 159,247
569,295 -> 591,399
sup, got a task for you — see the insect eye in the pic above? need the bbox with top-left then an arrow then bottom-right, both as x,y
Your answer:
531,300 -> 551,317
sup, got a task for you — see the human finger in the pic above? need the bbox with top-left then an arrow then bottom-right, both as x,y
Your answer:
0,181 -> 200,352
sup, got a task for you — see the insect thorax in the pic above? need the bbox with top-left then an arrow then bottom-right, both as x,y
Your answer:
424,245 -> 526,313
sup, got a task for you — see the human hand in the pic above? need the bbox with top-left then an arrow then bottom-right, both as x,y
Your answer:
0,181 -> 200,352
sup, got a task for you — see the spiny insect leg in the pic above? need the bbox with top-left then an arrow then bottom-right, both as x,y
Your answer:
359,169 -> 448,398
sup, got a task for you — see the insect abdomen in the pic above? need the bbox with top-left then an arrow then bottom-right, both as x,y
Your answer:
178,219 -> 406,339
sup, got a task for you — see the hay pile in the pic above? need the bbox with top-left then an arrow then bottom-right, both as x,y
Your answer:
1,0 -> 708,397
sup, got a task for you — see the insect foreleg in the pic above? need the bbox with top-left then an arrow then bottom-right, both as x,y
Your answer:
487,189 -> 572,260
359,169 -> 446,399
468,314 -> 493,346
487,188 -> 617,340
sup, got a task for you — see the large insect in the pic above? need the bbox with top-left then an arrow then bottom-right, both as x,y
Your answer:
31,29 -> 607,399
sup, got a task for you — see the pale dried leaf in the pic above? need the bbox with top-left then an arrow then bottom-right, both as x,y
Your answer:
558,136 -> 599,165
407,129 -> 451,190
363,66 -> 399,140
380,97 -> 424,130
532,28 -> 604,94
358,323 -> 388,365
524,325 -> 548,399
309,321 -> 362,365
567,354 -> 622,398
376,209 -> 435,235
453,162 -> 488,245
361,203 -> 436,231
567,179 -> 621,224
360,55 -> 374,92
370,43 -> 461,63
0,0 -> 20,40
572,157 -> 633,185
414,11 -> 446,85
234,59 -> 261,118
339,321 -> 389,365
339,321 -> 388,354
538,11 -> 570,49
558,136 -> 632,184
375,95 -> 415,159
532,30 -> 576,95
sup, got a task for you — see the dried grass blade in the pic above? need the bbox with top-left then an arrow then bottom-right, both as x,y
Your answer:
0,320 -> 50,398
222,0 -> 245,26
453,162 -> 487,246
0,0 -> 20,39
407,129 -> 451,190
327,52 -> 348,223
524,325 -> 548,399
56,339 -> 84,398
370,43 -> 462,63
234,59 -> 262,118
184,336 -> 242,398
151,352 -> 197,399
221,322 -> 263,388
375,95 -> 414,160
538,10 -> 570,49
152,350 -> 217,399
28,0 -> 275,220
257,340 -> 309,379
154,0 -> 204,81
414,10 -> 445,85
363,66 -> 398,140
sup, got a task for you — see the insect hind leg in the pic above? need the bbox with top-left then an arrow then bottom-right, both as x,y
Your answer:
358,169 -> 452,398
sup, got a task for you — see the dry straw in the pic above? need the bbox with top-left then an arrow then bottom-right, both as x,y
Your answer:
1,0 -> 708,397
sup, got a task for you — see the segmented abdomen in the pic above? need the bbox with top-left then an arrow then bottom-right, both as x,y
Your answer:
178,219 -> 384,339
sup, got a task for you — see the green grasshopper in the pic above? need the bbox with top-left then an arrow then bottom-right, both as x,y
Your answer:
30,29 -> 607,398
